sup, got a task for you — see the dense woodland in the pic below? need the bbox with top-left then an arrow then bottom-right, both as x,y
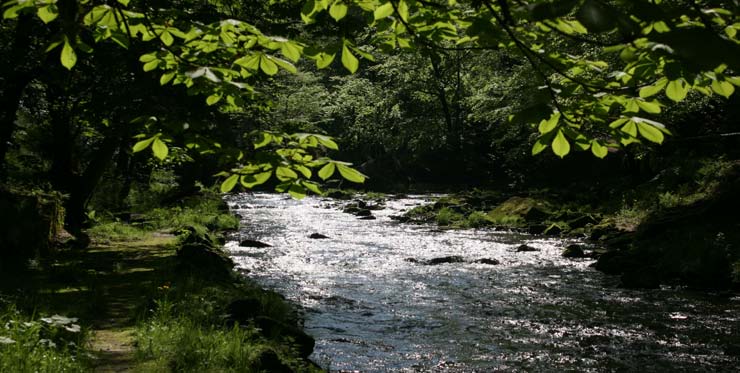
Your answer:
1,0 -> 740,371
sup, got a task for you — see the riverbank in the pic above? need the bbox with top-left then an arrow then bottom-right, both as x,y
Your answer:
0,191 -> 321,372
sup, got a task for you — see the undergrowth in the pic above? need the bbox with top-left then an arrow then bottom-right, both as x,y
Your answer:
0,304 -> 90,372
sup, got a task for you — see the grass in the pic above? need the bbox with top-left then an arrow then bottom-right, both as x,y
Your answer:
0,305 -> 90,373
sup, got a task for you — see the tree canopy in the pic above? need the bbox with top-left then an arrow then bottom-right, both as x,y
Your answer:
1,0 -> 738,199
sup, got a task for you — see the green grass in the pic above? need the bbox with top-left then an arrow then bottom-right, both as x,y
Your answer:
86,221 -> 149,241
133,280 -> 320,372
0,305 -> 90,373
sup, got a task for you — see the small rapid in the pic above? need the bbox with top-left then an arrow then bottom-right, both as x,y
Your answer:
225,193 -> 739,372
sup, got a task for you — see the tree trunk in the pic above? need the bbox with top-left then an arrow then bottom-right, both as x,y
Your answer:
0,15 -> 35,180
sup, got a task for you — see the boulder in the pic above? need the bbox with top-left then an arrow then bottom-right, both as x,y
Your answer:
255,349 -> 293,373
176,243 -> 234,280
543,223 -> 564,236
487,197 -> 551,226
358,215 -> 376,220
426,256 -> 465,265
309,233 -> 330,239
562,244 -> 587,258
254,316 -> 315,358
528,224 -> 548,235
354,209 -> 373,217
568,214 -> 599,229
473,258 -> 500,265
239,239 -> 272,248
515,244 -> 539,252
225,298 -> 264,322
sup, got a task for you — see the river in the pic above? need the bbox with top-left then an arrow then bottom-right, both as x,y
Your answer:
224,193 -> 739,372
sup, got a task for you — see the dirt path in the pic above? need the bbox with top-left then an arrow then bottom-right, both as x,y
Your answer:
78,234 -> 176,372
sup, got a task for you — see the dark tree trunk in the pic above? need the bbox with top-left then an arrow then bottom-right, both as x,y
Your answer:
0,15 -> 35,180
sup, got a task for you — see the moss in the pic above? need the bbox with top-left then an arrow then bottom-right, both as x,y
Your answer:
464,211 -> 494,228
487,196 -> 551,227
435,207 -> 465,226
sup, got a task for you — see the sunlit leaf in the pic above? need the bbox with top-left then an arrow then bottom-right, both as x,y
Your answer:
591,140 -> 608,158
152,138 -> 168,160
132,137 -> 155,152
276,166 -> 298,181
318,162 -> 336,180
552,130 -> 570,158
341,44 -> 359,73
665,79 -> 689,102
336,164 -> 366,183
329,1 -> 348,21
374,2 -> 394,20
61,40 -> 77,70
220,174 -> 239,193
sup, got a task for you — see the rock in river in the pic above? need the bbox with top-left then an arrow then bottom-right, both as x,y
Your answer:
515,244 -> 540,252
309,233 -> 330,239
561,244 -> 587,258
473,258 -> 500,265
426,256 -> 465,265
239,239 -> 272,248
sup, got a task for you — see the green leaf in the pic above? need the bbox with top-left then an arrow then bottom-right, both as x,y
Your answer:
132,137 -> 155,153
235,54 -> 261,70
271,56 -> 297,74
143,60 -> 159,72
240,171 -> 272,188
294,165 -> 312,178
329,1 -> 348,21
37,5 -> 58,24
61,40 -> 77,70
636,100 -> 661,114
316,53 -> 335,69
621,120 -> 638,137
302,181 -> 323,195
712,80 -> 735,98
538,112 -> 560,134
341,45 -> 359,73
160,31 -> 174,46
160,71 -> 176,85
316,136 -> 339,150
220,174 -> 239,193
374,2 -> 394,20
288,184 -> 307,199
639,78 -> 668,98
532,138 -> 548,155
276,166 -> 298,181
254,132 -> 272,149
551,130 -> 571,158
206,94 -> 222,106
117,0 -> 131,6
636,121 -> 664,144
281,42 -> 302,62
260,55 -> 279,75
336,164 -> 366,183
318,162 -> 336,180
665,79 -> 689,102
152,138 -> 168,160
591,140 -> 608,158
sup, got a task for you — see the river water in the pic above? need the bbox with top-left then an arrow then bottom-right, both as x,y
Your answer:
224,193 -> 739,372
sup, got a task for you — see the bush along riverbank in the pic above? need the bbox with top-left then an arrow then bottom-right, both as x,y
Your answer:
357,159 -> 740,291
0,191 -> 322,372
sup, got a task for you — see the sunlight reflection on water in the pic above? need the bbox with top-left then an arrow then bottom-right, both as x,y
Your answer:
225,193 -> 740,372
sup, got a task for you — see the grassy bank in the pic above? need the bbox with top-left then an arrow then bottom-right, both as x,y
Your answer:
1,191 -> 321,372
